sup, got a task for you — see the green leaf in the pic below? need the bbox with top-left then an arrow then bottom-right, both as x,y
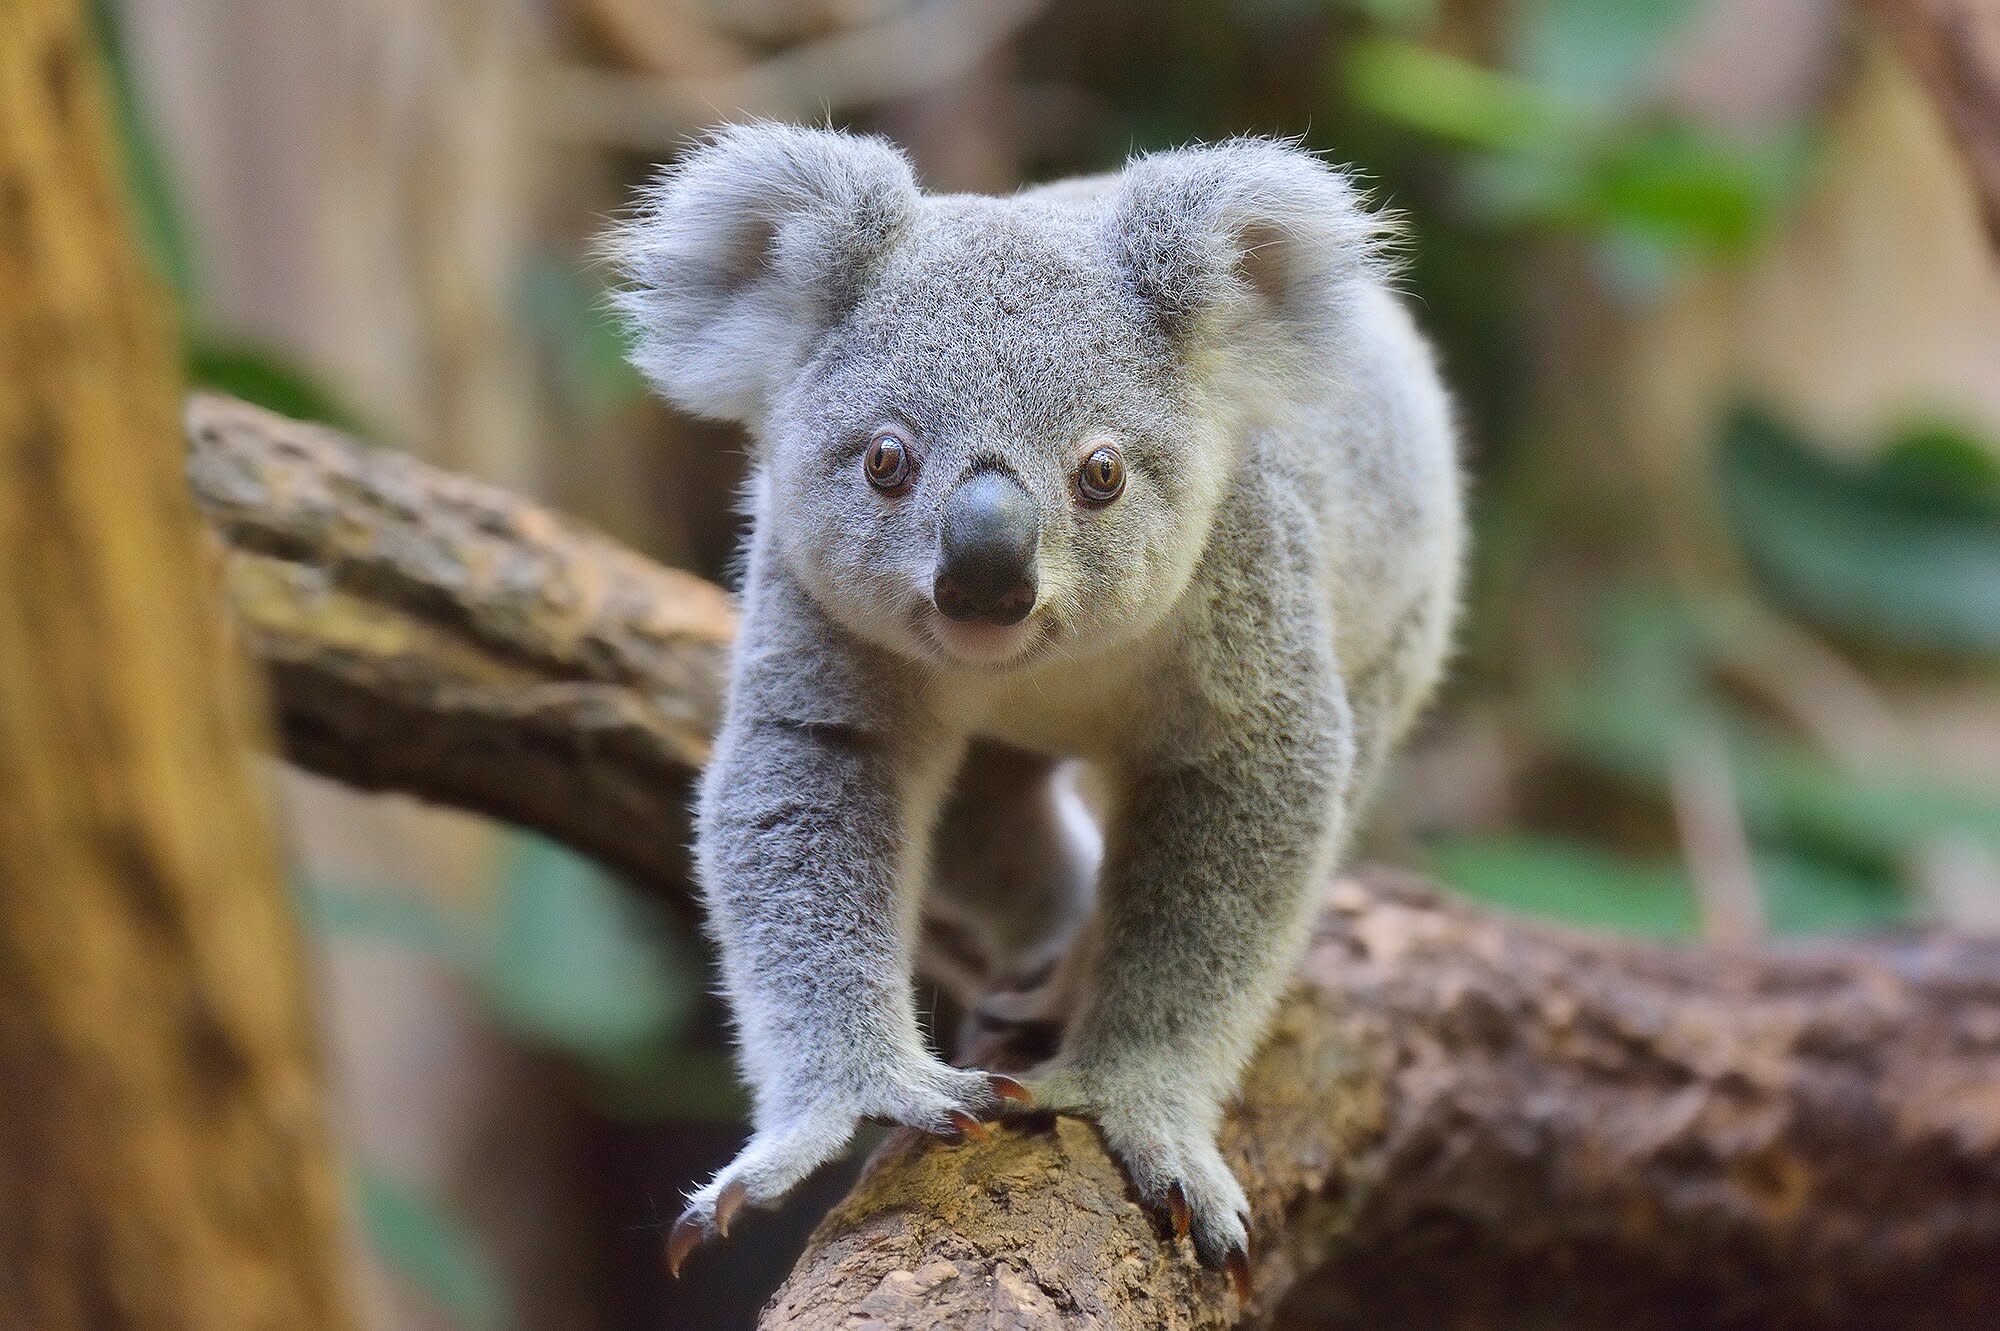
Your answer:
1344,38 -> 1584,153
1879,417 -> 2000,501
295,878 -> 470,966
1717,407 -> 2000,656
1580,123 -> 1809,253
351,1163 -> 507,1331
518,258 -> 646,415
1543,588 -> 2000,869
1746,745 -> 2000,866
1330,0 -> 1442,29
299,843 -> 707,1103
1469,121 -> 1811,259
1428,835 -> 1910,937
1427,834 -> 1700,936
1758,847 -> 1909,934
475,835 -> 697,1066
1511,0 -> 1702,108
187,340 -> 368,434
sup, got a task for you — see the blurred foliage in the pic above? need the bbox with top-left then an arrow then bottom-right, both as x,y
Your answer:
1429,835 -> 1703,936
303,835 -> 728,1325
1429,835 -> 1905,937
1325,0 -> 1998,936
1545,588 -> 2000,861
483,835 -> 698,1066
300,833 -> 711,1099
1720,409 -> 2000,656
1344,32 -> 1813,292
89,0 -> 194,303
520,257 -> 649,418
351,1163 -> 509,1331
93,0 -> 369,430
187,340 -> 369,434
1431,560 -> 2000,936
1509,0 -> 1698,106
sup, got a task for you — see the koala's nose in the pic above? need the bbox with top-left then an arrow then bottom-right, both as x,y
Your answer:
934,471 -> 1039,626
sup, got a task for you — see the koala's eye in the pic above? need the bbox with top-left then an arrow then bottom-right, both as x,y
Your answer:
864,427 -> 915,494
1076,443 -> 1126,506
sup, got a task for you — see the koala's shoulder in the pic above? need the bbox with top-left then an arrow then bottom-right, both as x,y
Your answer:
730,558 -> 939,738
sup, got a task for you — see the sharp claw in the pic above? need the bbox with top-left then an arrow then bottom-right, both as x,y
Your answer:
1165,1183 -> 1191,1241
944,1108 -> 989,1141
714,1179 -> 748,1239
1225,1246 -> 1252,1302
987,1072 -> 1033,1104
665,1209 -> 706,1279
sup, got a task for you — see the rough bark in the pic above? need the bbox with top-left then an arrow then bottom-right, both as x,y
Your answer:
182,398 -> 2000,1327
185,392 -> 735,898
1865,0 -> 2000,248
768,873 -> 2000,1330
0,8 -> 352,1329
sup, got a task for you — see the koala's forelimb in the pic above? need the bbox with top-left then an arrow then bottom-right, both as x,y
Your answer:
1024,515 -> 1354,1268
675,563 -> 1030,1263
1035,731 -> 1347,1266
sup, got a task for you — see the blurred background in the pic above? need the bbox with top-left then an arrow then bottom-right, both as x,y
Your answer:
93,0 -> 2000,1325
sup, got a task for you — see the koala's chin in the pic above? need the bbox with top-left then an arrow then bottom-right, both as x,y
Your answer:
924,614 -> 1044,669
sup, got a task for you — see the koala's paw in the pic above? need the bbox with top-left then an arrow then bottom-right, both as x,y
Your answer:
861,1060 -> 1035,1143
666,1109 -> 847,1276
667,1063 -> 1028,1276
1024,1067 -> 1253,1294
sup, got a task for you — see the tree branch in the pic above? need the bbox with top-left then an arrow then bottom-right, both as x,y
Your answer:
186,392 -> 734,898
768,872 -> 2000,1329
1864,0 -> 2000,250
186,397 -> 2000,1328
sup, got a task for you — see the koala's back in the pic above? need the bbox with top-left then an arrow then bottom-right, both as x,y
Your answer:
1313,282 -> 1462,691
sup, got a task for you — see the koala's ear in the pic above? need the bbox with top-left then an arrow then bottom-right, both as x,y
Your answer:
611,123 -> 919,423
1109,139 -> 1390,345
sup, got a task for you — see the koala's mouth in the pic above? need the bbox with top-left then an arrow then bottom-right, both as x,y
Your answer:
921,610 -> 1046,670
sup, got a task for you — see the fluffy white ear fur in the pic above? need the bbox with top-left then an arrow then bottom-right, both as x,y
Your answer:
1108,139 -> 1394,349
610,122 -> 919,424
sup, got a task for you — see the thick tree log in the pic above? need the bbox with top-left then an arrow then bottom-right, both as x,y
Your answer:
0,11 -> 351,1330
767,873 -> 2000,1330
185,400 -> 2000,1327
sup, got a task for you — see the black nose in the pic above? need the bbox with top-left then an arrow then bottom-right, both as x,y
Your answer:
934,471 -> 1039,626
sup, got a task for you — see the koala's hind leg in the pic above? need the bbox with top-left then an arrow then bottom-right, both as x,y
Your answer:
921,742 -> 1100,1065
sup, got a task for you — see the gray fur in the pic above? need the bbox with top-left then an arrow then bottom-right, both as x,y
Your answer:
611,123 -> 1464,1264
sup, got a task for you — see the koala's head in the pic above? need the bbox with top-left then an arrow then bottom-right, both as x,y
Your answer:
613,123 -> 1385,670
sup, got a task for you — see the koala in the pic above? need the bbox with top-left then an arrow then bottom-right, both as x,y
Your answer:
612,123 -> 1463,1283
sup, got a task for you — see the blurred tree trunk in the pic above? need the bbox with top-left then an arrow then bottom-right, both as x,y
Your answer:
119,0 -> 548,488
1865,0 -> 2000,248
0,4 -> 353,1329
